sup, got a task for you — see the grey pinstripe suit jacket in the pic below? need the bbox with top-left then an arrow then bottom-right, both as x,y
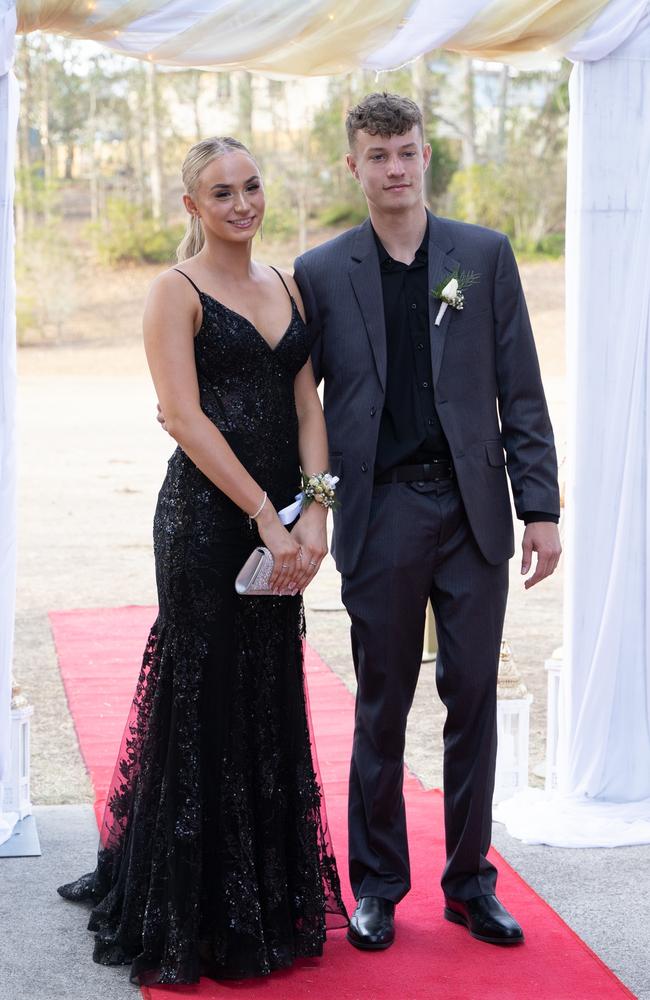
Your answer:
294,210 -> 560,578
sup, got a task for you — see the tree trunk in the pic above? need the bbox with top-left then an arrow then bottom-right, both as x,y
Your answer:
88,68 -> 99,223
192,71 -> 202,143
16,37 -> 33,240
38,41 -> 54,221
296,120 -> 310,254
461,57 -> 477,171
147,62 -> 164,224
496,63 -> 509,165
411,56 -> 428,122
65,142 -> 74,180
268,79 -> 285,152
235,71 -> 253,145
461,58 -> 477,222
411,56 -> 432,203
132,69 -> 147,217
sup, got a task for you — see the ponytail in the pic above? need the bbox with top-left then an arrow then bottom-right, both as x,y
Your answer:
176,213 -> 204,262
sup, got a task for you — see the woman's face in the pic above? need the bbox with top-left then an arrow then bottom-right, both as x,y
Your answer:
186,151 -> 265,242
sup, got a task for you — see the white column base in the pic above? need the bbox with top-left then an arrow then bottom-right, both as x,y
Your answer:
0,783 -> 18,847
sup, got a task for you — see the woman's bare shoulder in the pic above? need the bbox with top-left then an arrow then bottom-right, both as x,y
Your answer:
143,268 -> 203,345
146,265 -> 201,307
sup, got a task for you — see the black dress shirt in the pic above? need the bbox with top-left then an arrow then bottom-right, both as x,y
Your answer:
373,224 -> 451,477
371,225 -> 558,526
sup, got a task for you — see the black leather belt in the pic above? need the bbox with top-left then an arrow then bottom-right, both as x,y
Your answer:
375,460 -> 454,485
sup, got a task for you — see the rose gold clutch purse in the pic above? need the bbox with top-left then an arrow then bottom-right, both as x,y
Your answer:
235,546 -> 275,596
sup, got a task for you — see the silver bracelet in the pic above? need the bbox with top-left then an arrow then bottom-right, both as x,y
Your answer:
250,491 -> 267,520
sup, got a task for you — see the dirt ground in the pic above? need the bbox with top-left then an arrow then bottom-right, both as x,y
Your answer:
14,254 -> 566,804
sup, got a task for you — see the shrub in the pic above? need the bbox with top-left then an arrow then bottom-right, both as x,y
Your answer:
534,232 -> 565,257
317,202 -> 367,227
449,164 -> 509,234
87,198 -> 184,264
261,196 -> 298,240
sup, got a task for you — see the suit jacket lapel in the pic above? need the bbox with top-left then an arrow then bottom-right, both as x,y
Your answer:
427,211 -> 460,385
349,220 -> 387,392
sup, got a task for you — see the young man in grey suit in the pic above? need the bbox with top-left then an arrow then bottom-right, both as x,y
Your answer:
293,93 -> 561,950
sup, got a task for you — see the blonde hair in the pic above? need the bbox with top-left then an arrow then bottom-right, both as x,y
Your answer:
176,136 -> 255,262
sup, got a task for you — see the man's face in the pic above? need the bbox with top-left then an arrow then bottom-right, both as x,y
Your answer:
346,126 -> 431,215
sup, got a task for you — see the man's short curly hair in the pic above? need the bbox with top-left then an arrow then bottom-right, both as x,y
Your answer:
346,92 -> 423,148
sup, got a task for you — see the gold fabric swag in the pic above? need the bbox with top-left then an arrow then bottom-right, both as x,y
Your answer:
16,0 -> 613,72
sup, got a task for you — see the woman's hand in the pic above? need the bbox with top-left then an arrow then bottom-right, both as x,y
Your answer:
255,504 -> 303,595
289,504 -> 328,593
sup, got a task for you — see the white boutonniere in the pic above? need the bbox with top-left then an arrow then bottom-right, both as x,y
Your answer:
432,269 -> 480,326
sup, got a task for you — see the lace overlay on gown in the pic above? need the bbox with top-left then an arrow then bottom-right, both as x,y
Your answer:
58,272 -> 348,985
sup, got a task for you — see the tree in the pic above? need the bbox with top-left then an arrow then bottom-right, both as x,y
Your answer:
15,36 -> 34,241
461,58 -> 477,171
146,62 -> 165,224
235,71 -> 253,145
174,69 -> 204,142
48,41 -> 91,181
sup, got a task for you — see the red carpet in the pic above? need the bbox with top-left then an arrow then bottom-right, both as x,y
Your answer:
50,605 -> 634,1000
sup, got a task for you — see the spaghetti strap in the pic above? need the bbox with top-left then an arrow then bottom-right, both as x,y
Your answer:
173,268 -> 203,297
269,265 -> 294,303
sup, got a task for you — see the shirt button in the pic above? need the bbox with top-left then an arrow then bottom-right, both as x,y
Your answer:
370,406 -> 376,417
421,381 -> 429,389
361,462 -> 368,473
428,418 -> 435,425
417,343 -> 424,350
411,303 -> 417,310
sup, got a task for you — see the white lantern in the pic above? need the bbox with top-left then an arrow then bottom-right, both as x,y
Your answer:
2,682 -> 33,821
493,640 -> 532,804
543,646 -> 563,793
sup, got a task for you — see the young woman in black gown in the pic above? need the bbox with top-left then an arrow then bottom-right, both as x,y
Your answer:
58,136 -> 347,985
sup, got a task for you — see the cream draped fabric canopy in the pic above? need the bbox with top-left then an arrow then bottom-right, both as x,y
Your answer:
15,0 -> 617,72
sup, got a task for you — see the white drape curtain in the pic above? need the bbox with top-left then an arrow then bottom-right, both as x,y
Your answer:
496,6 -> 650,847
563,11 -> 650,804
367,0 -> 649,68
365,1 -> 490,70
0,0 -> 18,846
566,0 -> 649,59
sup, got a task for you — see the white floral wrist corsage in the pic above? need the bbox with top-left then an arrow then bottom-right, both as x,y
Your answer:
301,471 -> 340,511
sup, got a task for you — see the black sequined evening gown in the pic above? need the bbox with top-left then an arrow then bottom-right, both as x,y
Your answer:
58,269 -> 347,985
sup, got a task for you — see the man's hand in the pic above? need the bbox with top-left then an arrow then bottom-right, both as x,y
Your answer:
521,522 -> 562,589
156,402 -> 168,433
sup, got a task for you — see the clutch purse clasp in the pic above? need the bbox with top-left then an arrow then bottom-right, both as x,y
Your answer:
235,546 -> 275,595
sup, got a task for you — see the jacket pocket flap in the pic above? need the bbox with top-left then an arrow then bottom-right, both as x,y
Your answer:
485,441 -> 506,467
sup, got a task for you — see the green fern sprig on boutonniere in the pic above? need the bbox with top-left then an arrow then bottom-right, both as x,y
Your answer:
431,268 -> 480,326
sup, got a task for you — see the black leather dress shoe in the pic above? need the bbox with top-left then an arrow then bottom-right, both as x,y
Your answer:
444,894 -> 524,945
347,896 -> 396,950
